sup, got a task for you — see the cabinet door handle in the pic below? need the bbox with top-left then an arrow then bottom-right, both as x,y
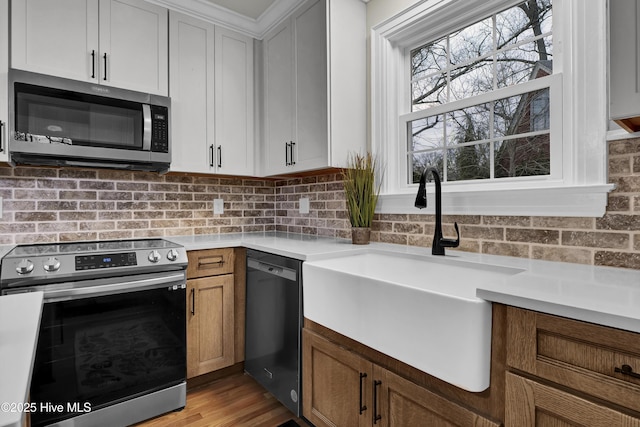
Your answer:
615,364 -> 640,380
91,50 -> 96,79
103,52 -> 108,80
0,121 -> 4,153
217,145 -> 222,168
209,144 -> 215,167
359,373 -> 367,414
373,380 -> 382,424
290,142 -> 296,165
285,142 -> 290,166
190,288 -> 195,315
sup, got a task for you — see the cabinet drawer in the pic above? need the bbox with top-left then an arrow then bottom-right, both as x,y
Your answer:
187,248 -> 234,279
507,307 -> 640,414
506,372 -> 640,426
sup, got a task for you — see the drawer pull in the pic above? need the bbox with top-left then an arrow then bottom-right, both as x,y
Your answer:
615,364 -> 640,380
198,257 -> 225,268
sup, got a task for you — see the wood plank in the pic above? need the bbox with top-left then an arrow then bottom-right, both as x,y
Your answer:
134,373 -> 310,427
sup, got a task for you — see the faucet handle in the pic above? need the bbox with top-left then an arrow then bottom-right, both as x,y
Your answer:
440,222 -> 460,248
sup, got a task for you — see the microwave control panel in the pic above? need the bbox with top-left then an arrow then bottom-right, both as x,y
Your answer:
151,106 -> 169,153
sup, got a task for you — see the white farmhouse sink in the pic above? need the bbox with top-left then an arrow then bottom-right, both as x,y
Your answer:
303,250 -> 523,392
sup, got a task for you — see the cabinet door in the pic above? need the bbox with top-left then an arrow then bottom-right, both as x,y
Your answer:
0,0 -> 8,161
292,0 -> 328,172
11,0 -> 99,82
375,366 -> 500,427
214,26 -> 254,176
609,0 -> 640,131
263,19 -> 294,176
505,373 -> 640,427
187,275 -> 235,378
303,329 -> 371,427
99,0 -> 168,95
168,11 -> 215,174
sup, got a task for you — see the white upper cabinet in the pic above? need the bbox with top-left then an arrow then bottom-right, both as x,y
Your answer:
169,12 -> 254,176
214,26 -> 254,176
169,11 -> 215,174
609,0 -> 640,132
98,0 -> 168,95
11,0 -> 168,96
263,19 -> 295,175
0,0 -> 8,161
261,0 -> 366,176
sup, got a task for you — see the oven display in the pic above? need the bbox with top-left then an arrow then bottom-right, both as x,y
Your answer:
75,252 -> 137,270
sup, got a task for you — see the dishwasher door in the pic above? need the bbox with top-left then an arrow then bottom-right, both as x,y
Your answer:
245,249 -> 302,416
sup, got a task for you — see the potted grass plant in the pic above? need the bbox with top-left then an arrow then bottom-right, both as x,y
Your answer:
342,152 -> 381,245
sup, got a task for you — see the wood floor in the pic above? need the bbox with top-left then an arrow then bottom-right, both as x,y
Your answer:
135,373 -> 311,427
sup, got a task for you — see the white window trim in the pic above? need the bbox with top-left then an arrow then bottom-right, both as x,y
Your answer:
371,0 -> 614,217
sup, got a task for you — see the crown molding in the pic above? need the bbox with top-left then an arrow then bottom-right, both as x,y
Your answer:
146,0 -> 302,39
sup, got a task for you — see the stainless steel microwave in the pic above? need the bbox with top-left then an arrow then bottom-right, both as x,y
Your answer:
8,69 -> 171,173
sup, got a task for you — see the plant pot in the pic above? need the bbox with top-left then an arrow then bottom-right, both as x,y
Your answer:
351,227 -> 371,245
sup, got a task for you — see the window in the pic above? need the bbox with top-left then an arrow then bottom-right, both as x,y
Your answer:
371,0 -> 613,217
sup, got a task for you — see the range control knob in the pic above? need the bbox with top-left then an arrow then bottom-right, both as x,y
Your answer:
16,259 -> 34,275
43,257 -> 61,272
148,250 -> 161,263
167,249 -> 179,261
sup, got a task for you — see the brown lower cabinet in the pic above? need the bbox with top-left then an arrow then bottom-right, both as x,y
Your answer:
505,306 -> 640,426
303,328 -> 500,427
186,248 -> 237,378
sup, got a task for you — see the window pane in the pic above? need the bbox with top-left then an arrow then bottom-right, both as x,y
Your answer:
448,17 -> 493,66
494,135 -> 550,178
409,115 -> 444,151
496,37 -> 552,88
447,144 -> 490,181
449,61 -> 494,101
410,151 -> 444,184
496,0 -> 552,49
446,104 -> 490,146
494,89 -> 550,137
411,37 -> 448,81
412,73 -> 447,111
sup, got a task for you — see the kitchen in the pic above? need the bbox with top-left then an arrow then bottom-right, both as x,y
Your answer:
1,0 -> 640,426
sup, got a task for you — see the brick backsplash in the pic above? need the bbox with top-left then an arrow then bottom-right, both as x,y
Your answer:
0,166 -> 276,244
274,138 -> 640,270
1,138 -> 639,270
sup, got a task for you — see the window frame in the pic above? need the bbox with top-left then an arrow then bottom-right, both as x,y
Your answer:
371,0 -> 613,217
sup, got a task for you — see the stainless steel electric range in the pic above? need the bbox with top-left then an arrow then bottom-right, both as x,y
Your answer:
0,238 -> 188,427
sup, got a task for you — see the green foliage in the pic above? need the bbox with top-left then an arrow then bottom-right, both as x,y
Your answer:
342,152 -> 381,228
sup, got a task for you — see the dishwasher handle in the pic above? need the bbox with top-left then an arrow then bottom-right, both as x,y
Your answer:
247,258 -> 297,282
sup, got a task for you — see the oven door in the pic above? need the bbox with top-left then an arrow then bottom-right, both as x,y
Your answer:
28,272 -> 186,427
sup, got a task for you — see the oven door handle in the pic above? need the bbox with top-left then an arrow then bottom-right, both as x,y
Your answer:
41,272 -> 186,303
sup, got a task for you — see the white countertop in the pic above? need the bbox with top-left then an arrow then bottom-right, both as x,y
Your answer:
169,232 -> 640,334
0,292 -> 43,427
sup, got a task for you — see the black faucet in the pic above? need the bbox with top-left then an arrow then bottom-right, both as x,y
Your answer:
414,167 -> 460,255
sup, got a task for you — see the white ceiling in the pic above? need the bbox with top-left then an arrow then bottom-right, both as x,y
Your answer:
148,0 -> 303,39
204,0 -> 277,20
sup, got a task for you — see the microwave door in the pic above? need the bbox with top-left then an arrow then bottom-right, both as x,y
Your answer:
14,84 -> 145,151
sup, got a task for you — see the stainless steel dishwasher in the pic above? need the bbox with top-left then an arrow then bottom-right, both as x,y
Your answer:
245,249 -> 302,416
